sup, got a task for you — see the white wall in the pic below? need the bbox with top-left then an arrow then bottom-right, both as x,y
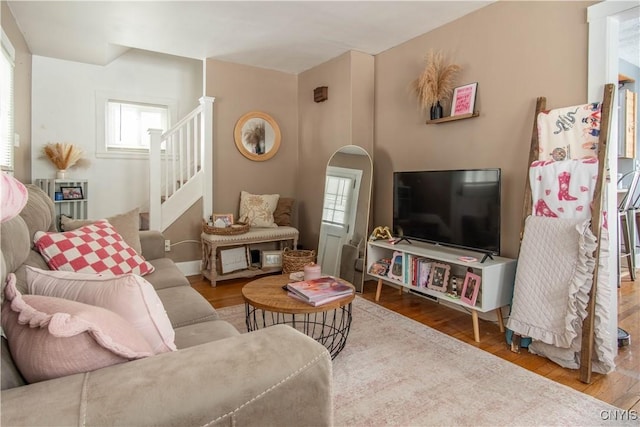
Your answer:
31,49 -> 202,218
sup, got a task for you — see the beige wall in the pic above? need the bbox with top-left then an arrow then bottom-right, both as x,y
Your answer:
205,59 -> 299,213
2,1 -> 32,183
185,51 -> 374,259
297,51 -> 374,249
374,1 -> 593,259
161,60 -> 299,263
164,200 -> 202,263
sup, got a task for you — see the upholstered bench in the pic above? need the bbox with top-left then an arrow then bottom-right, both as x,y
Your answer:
201,226 -> 299,286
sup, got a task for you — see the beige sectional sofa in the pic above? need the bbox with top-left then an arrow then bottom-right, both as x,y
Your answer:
0,185 -> 333,426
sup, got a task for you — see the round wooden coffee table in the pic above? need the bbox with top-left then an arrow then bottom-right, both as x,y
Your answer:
242,274 -> 355,359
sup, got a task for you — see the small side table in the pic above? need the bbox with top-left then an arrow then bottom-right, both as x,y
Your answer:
242,275 -> 354,359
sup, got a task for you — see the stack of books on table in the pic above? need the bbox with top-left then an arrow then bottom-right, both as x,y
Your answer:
286,276 -> 354,306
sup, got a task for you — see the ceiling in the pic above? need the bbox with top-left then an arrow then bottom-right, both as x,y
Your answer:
7,1 -> 494,74
7,1 -> 639,73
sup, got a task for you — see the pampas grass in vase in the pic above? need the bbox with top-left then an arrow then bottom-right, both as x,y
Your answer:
243,121 -> 266,155
412,49 -> 461,119
42,143 -> 86,179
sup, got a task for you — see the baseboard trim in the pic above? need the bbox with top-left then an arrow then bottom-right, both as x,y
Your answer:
176,260 -> 201,277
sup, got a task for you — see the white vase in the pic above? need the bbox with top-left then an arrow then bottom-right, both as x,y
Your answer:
56,169 -> 66,179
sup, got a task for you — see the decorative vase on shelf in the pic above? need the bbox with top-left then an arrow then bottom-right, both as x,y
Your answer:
56,169 -> 66,180
430,101 -> 443,120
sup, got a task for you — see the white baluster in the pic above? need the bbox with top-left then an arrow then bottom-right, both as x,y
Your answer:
148,128 -> 163,231
200,96 -> 215,223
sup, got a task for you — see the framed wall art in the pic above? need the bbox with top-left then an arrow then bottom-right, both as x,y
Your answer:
461,271 -> 481,306
234,111 -> 281,161
450,82 -> 478,117
427,263 -> 450,292
217,246 -> 250,274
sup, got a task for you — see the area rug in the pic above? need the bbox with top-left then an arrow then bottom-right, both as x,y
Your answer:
216,296 -> 628,426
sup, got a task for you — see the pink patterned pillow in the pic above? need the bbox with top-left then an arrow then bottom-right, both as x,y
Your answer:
26,267 -> 176,354
1,274 -> 153,383
33,220 -> 154,276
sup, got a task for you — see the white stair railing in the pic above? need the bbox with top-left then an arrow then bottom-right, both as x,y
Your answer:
149,96 -> 214,231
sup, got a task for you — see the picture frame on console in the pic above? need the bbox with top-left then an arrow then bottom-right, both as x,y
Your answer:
461,272 -> 481,306
427,263 -> 450,292
261,250 -> 283,268
218,246 -> 250,274
212,213 -> 234,227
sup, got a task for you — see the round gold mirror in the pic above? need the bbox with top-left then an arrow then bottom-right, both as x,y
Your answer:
234,111 -> 281,161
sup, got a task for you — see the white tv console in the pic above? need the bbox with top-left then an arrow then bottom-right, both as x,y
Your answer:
367,239 -> 517,342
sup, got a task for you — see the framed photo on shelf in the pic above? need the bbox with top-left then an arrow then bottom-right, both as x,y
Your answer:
60,186 -> 84,200
427,263 -> 450,292
461,272 -> 481,306
368,258 -> 391,276
212,213 -> 234,227
450,82 -> 478,117
387,251 -> 403,281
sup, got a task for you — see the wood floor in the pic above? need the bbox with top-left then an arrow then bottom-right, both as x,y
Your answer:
190,273 -> 640,411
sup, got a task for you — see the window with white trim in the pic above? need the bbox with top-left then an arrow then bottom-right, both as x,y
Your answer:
96,91 -> 176,159
106,100 -> 168,150
1,29 -> 15,172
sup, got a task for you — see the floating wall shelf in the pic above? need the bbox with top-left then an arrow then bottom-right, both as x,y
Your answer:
426,112 -> 479,124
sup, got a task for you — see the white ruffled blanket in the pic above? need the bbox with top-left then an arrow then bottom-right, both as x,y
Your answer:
507,216 -> 596,348
508,159 -> 615,374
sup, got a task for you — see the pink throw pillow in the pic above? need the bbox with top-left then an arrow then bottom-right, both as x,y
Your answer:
33,220 -> 154,276
1,273 -> 153,383
0,172 -> 28,223
26,267 -> 176,354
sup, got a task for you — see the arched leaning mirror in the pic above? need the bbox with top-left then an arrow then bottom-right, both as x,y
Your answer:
317,145 -> 373,293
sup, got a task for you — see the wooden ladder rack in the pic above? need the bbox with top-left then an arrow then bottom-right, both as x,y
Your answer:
517,83 -> 615,384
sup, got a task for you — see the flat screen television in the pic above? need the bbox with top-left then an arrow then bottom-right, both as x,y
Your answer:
393,169 -> 501,255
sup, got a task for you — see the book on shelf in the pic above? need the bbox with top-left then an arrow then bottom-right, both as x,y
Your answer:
405,255 -> 431,288
417,259 -> 432,288
286,276 -> 354,305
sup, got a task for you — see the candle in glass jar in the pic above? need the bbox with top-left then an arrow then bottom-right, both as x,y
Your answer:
304,263 -> 321,281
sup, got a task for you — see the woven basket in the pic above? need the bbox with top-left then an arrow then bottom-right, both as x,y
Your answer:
202,219 -> 250,235
282,248 -> 316,274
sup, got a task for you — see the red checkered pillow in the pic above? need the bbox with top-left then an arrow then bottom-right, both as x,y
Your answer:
34,221 -> 154,276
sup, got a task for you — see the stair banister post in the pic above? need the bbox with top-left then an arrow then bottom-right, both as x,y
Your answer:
148,128 -> 163,231
200,96 -> 215,223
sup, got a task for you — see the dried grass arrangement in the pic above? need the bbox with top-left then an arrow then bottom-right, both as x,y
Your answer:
243,121 -> 265,152
412,49 -> 461,114
42,143 -> 87,171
